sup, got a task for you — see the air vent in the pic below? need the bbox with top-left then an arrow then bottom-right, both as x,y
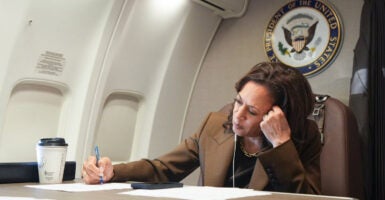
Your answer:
192,0 -> 249,19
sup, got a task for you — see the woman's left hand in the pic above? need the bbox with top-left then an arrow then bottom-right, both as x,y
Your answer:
260,105 -> 291,147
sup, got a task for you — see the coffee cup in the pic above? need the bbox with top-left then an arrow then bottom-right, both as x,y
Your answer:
36,138 -> 68,184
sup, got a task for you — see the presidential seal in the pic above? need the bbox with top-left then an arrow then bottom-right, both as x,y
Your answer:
264,0 -> 342,76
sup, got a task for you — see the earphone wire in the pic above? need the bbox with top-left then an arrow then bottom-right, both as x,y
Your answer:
232,134 -> 237,188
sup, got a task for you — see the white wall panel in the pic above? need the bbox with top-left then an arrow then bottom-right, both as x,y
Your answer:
94,93 -> 140,162
83,0 -> 221,163
0,0 -> 124,175
0,0 -> 222,180
148,3 -> 222,158
0,82 -> 63,161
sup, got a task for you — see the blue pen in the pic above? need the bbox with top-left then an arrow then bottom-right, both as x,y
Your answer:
94,145 -> 104,184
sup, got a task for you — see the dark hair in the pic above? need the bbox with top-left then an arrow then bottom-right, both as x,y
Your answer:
223,62 -> 314,145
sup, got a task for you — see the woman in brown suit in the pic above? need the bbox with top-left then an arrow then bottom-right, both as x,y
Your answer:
82,62 -> 322,194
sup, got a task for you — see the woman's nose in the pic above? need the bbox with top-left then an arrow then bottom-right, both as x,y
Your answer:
234,105 -> 247,120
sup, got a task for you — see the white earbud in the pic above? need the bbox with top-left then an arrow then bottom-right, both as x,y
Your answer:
232,134 -> 237,187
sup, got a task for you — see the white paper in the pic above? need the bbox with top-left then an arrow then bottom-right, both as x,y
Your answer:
0,197 -> 53,200
25,183 -> 132,192
120,186 -> 271,200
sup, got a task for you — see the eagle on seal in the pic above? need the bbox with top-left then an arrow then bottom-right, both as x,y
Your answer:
283,21 -> 318,53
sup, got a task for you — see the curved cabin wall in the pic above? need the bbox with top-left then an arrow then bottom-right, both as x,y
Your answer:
0,0 -> 124,172
0,0 -> 121,168
0,0 -> 221,178
82,0 -> 222,163
94,93 -> 140,162
0,82 -> 64,162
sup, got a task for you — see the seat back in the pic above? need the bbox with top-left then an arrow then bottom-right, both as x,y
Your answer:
218,95 -> 364,199
312,95 -> 364,199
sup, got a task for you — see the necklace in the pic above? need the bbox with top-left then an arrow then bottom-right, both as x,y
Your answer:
239,140 -> 268,158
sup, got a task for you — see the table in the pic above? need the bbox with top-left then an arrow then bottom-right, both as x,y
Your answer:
0,181 -> 357,200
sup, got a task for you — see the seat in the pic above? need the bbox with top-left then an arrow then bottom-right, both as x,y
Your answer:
312,95 -> 364,199
218,95 -> 364,199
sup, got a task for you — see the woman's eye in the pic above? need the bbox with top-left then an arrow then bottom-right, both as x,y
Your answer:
248,109 -> 257,116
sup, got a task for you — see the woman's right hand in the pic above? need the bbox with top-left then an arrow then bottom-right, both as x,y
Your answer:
82,156 -> 114,184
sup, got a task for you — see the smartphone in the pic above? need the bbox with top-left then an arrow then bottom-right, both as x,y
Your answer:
131,182 -> 183,189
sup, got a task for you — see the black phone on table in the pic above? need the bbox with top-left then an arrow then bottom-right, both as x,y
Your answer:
131,182 -> 183,189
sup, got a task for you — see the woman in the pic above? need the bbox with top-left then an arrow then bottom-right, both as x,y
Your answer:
82,62 -> 321,194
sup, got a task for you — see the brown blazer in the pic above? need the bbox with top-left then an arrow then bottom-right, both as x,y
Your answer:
112,112 -> 321,194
